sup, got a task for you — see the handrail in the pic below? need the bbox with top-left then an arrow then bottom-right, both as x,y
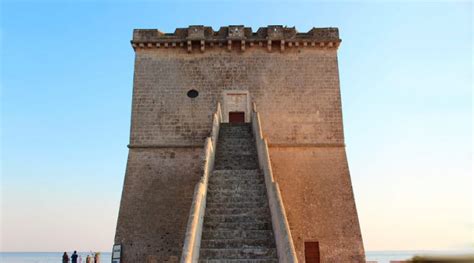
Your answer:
251,103 -> 298,263
180,103 -> 222,263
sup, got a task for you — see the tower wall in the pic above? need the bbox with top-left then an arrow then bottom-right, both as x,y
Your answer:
270,147 -> 365,262
115,148 -> 202,262
115,26 -> 365,262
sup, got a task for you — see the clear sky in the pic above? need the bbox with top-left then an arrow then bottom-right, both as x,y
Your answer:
1,0 -> 472,253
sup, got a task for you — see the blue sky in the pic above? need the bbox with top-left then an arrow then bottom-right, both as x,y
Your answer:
1,0 -> 472,252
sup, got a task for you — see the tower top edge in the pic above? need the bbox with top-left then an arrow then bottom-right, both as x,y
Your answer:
132,25 -> 340,43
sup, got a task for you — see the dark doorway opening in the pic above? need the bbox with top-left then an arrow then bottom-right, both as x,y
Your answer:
229,112 -> 245,123
304,241 -> 320,263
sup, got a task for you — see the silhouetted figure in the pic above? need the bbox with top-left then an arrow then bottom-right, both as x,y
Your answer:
71,251 -> 78,263
62,252 -> 69,263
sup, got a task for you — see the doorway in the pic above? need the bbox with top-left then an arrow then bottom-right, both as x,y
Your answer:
304,241 -> 320,263
229,112 -> 245,123
222,90 -> 250,123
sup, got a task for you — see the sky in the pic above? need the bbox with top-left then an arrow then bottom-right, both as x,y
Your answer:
1,0 -> 472,253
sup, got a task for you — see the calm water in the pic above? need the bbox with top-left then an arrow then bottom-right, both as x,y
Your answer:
0,252 -> 111,263
0,251 -> 472,263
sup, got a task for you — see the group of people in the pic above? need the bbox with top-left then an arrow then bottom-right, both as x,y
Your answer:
62,251 -> 78,263
62,251 -> 99,263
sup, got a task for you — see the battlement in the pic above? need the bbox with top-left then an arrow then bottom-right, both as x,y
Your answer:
132,25 -> 341,52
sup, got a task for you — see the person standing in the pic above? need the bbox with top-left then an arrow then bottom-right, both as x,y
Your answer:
62,252 -> 69,263
71,251 -> 78,263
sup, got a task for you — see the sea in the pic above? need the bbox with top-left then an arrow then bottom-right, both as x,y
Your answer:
0,251 -> 472,263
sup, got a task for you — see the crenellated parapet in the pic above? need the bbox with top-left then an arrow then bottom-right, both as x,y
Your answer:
131,25 -> 341,53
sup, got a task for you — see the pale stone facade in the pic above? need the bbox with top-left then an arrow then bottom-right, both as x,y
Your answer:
115,25 -> 365,262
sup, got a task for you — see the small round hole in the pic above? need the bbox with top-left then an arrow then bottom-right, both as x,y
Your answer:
187,89 -> 199,98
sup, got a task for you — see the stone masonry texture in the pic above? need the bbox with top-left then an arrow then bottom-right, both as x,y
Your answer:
115,25 -> 365,262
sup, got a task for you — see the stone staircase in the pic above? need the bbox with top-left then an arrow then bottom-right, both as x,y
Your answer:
199,123 -> 278,262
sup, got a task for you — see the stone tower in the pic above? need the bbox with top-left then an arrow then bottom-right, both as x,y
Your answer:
114,25 -> 365,262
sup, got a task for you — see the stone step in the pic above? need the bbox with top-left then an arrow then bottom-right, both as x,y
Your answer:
208,189 -> 266,196
208,190 -> 266,199
208,177 -> 265,186
216,145 -> 256,153
200,238 -> 275,249
216,155 -> 258,163
213,169 -> 260,176
216,149 -> 257,155
217,143 -> 256,150
214,156 -> 259,170
218,129 -> 253,136
205,214 -> 271,224
217,140 -> 255,145
218,132 -> 252,138
215,153 -> 258,159
208,183 -> 266,192
205,207 -> 270,216
206,195 -> 265,203
199,248 -> 277,259
217,135 -> 252,140
208,183 -> 265,191
199,259 -> 278,263
211,170 -> 261,180
205,212 -> 271,220
206,201 -> 268,209
216,145 -> 256,152
214,164 -> 259,170
216,144 -> 256,150
216,147 -> 257,155
202,230 -> 274,240
203,221 -> 272,231
217,138 -> 256,146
